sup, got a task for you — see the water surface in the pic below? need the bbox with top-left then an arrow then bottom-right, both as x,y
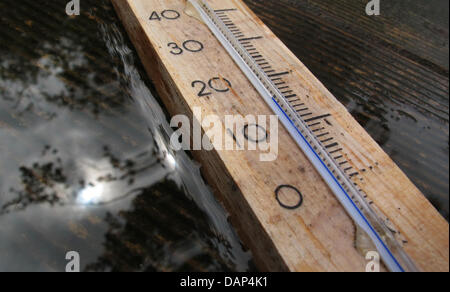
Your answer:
0,0 -> 252,272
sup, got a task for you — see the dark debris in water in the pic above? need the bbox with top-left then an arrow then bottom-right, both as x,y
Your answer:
0,0 -> 252,272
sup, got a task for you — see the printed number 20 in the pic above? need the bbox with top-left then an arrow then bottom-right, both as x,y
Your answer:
192,78 -> 232,97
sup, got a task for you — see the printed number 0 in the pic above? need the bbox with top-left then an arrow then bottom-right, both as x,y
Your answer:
168,40 -> 204,55
192,78 -> 232,97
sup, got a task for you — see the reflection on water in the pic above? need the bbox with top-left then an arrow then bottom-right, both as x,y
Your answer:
0,0 -> 251,271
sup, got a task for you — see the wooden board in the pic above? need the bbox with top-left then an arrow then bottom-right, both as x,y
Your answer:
111,0 -> 449,271
244,0 -> 449,222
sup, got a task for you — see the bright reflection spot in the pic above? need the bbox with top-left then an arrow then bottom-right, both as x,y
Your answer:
77,183 -> 105,205
166,153 -> 177,170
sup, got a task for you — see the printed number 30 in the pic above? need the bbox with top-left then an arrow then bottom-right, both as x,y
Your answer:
168,40 -> 204,55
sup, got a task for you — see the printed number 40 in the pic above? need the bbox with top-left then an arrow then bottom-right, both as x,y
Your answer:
150,10 -> 180,21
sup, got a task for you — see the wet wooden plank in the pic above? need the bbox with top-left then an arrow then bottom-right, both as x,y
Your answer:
243,0 -> 449,220
112,0 -> 449,271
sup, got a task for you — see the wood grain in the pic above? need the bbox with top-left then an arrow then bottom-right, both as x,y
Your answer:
111,0 -> 449,271
244,0 -> 449,221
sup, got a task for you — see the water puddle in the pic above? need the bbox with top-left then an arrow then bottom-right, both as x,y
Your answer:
0,0 -> 252,272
